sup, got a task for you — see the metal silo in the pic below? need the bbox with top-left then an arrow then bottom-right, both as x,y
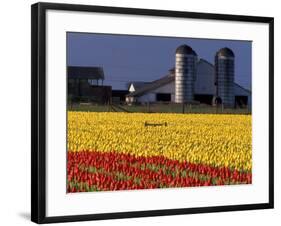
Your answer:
214,47 -> 235,107
175,45 -> 197,103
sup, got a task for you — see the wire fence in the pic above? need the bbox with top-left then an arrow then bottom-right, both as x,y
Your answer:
68,101 -> 251,115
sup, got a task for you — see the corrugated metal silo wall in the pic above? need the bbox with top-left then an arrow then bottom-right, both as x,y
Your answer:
175,54 -> 197,103
216,56 -> 235,107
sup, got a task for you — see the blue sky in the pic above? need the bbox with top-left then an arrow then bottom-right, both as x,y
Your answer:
67,32 -> 252,91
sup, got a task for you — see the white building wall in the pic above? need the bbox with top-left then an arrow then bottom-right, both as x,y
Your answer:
137,81 -> 175,103
138,93 -> 155,102
194,59 -> 216,95
153,81 -> 175,93
129,84 -> 135,92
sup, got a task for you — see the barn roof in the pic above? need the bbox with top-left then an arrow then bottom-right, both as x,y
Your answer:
197,58 -> 214,67
234,83 -> 251,94
128,81 -> 151,91
127,74 -> 175,97
68,66 -> 104,80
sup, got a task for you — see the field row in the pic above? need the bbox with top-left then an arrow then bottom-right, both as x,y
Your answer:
68,112 -> 252,171
67,151 -> 251,192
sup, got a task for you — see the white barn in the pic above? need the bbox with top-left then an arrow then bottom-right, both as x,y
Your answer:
126,58 -> 251,108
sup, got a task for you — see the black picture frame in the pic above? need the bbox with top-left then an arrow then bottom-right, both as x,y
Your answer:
31,2 -> 274,224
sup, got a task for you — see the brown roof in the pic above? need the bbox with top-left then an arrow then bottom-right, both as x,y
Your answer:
68,66 -> 104,80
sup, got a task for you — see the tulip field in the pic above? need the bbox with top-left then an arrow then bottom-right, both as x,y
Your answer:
67,112 -> 252,193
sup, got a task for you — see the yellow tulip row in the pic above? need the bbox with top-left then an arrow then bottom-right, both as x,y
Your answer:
68,112 -> 252,171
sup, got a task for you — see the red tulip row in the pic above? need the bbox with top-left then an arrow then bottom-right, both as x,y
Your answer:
67,151 -> 251,193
